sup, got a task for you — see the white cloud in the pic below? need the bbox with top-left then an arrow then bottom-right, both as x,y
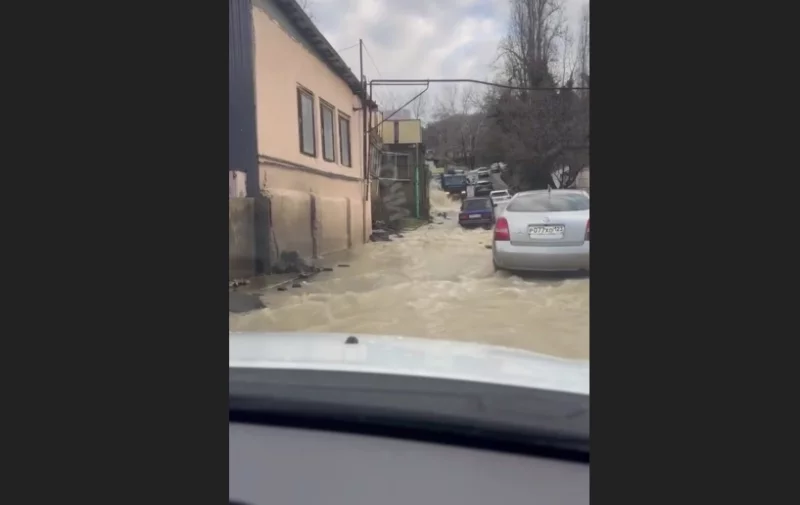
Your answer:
303,0 -> 588,117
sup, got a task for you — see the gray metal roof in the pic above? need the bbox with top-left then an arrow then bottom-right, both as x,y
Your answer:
272,0 -> 377,109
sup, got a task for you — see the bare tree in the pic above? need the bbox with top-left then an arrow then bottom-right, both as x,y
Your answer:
410,90 -> 428,120
481,0 -> 588,190
383,89 -> 429,121
426,84 -> 487,169
558,24 -> 578,87
499,0 -> 567,88
434,85 -> 459,120
576,3 -> 590,90
379,90 -> 403,116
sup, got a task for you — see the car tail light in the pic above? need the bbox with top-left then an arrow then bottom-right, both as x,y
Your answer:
494,217 -> 510,241
585,219 -> 590,241
459,212 -> 467,221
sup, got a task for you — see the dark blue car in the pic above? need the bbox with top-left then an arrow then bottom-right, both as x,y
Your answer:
458,197 -> 495,228
442,174 -> 468,194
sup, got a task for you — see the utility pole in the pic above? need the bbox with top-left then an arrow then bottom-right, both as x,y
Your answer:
359,39 -> 369,200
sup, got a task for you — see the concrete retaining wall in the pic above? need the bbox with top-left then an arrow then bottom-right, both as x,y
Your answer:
229,198 -> 256,279
317,196 -> 350,253
269,189 -> 314,259
261,161 -> 370,262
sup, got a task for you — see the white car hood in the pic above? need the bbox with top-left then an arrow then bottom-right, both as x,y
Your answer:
230,332 -> 589,396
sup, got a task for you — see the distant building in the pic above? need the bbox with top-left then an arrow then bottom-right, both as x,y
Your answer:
380,118 -> 423,180
576,166 -> 590,191
374,117 -> 429,220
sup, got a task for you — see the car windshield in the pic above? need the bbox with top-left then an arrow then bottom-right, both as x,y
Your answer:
229,0 -> 590,404
507,192 -> 590,212
463,198 -> 491,210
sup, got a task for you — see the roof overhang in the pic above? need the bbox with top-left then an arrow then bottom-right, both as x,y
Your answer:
271,0 -> 378,109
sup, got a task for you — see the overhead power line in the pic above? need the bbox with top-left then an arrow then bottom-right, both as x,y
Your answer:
370,78 -> 589,91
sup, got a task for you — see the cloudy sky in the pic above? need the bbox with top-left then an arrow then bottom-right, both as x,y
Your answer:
302,0 -> 589,116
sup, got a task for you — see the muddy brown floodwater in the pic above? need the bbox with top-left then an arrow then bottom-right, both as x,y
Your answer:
229,186 -> 589,360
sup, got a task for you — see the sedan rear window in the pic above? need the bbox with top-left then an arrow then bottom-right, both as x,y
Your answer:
463,198 -> 491,211
506,192 -> 590,212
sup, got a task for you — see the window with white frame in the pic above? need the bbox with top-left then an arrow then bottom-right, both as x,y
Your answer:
320,100 -> 336,162
297,87 -> 316,157
339,114 -> 351,167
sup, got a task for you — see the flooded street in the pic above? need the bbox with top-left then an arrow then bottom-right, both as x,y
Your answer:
230,185 -> 589,360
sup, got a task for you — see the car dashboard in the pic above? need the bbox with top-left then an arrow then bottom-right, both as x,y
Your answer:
230,422 -> 589,505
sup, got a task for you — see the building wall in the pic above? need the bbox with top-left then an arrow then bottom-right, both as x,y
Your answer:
251,0 -> 371,260
229,0 -> 258,183
229,198 -> 256,280
381,119 -> 422,145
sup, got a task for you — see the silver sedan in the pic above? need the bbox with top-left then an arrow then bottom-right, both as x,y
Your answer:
492,189 -> 590,273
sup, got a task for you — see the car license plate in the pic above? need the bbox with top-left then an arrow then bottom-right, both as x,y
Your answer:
529,225 -> 565,238
469,214 -> 481,219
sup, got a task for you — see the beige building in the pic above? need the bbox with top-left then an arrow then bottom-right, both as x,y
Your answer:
249,0 -> 378,261
381,118 -> 423,146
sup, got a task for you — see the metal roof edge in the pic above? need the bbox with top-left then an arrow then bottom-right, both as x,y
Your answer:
270,0 -> 378,109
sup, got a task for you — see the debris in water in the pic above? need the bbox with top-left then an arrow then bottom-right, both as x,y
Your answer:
229,292 -> 267,313
291,282 -> 302,288
369,229 -> 392,242
338,264 -> 350,267
344,336 -> 359,344
277,286 -> 288,291
271,251 -> 315,275
322,267 -> 334,272
484,245 -> 492,249
395,233 -> 404,238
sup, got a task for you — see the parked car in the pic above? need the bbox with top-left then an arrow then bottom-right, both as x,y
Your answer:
474,180 -> 493,196
459,197 -> 495,228
489,190 -> 511,215
492,189 -> 590,273
477,167 -> 490,179
441,174 -> 468,194
489,189 -> 510,203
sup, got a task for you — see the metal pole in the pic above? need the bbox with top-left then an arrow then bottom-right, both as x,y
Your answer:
369,78 -> 589,91
369,83 -> 429,133
414,158 -> 420,219
359,39 -> 368,201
